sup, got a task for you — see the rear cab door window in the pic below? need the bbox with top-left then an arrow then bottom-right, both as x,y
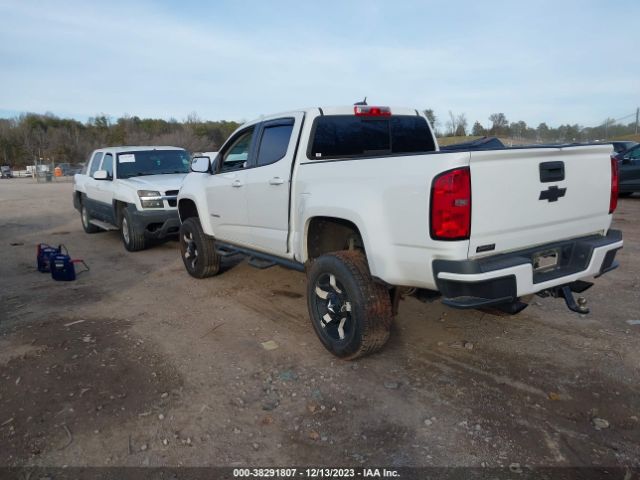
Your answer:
254,119 -> 295,167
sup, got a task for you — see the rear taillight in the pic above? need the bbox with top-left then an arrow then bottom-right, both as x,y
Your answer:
610,156 -> 619,214
430,167 -> 471,240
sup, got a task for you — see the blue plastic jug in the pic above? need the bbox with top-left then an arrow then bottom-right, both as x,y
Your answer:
37,244 -> 67,273
50,254 -> 89,281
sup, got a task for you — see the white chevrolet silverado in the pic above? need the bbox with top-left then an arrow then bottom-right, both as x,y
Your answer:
73,146 -> 191,251
177,105 -> 623,359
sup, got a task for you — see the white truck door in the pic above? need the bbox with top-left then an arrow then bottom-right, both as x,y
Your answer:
92,152 -> 116,222
84,151 -> 105,217
204,127 -> 256,246
244,114 -> 303,256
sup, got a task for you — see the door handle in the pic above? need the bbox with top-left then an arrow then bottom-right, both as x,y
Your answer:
269,177 -> 285,185
539,161 -> 565,183
231,180 -> 243,188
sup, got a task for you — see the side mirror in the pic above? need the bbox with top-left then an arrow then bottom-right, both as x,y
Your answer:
621,156 -> 631,164
93,170 -> 109,180
191,156 -> 211,173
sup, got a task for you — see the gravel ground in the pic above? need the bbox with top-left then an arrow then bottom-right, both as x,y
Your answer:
0,179 -> 639,468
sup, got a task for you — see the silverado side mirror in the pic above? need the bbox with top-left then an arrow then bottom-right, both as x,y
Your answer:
191,156 -> 211,173
93,170 -> 109,180
621,156 -> 631,164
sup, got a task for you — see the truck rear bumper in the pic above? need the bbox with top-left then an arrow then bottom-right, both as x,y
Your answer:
432,229 -> 623,309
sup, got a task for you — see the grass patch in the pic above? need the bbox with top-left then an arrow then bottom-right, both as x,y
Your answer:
436,136 -> 482,146
612,133 -> 640,143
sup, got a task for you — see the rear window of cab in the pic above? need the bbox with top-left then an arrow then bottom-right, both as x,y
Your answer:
308,115 -> 436,160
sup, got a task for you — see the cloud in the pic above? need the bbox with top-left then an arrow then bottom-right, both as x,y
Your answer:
0,0 -> 638,126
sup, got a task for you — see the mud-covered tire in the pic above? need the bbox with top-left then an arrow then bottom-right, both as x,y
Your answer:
80,202 -> 99,234
306,250 -> 393,360
179,217 -> 220,278
121,207 -> 147,252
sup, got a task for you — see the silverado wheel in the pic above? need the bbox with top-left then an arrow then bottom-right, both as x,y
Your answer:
80,202 -> 99,234
179,217 -> 220,278
306,250 -> 393,359
121,207 -> 147,252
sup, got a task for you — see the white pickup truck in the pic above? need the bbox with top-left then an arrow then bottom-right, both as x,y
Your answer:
73,146 -> 191,251
177,105 -> 623,359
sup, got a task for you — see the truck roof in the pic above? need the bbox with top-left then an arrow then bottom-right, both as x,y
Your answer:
97,146 -> 185,153
245,105 -> 421,126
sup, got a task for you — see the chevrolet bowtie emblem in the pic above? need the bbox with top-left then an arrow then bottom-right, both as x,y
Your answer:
539,185 -> 567,202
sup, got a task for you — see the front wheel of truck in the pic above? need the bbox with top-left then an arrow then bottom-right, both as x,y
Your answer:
121,208 -> 148,252
179,217 -> 220,278
80,203 -> 99,234
306,250 -> 393,360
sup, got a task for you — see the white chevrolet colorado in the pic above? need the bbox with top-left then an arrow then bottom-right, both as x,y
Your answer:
73,146 -> 191,251
177,105 -> 623,359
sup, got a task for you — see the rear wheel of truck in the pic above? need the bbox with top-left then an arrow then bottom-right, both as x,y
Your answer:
306,250 -> 393,360
80,203 -> 99,234
179,217 -> 220,278
121,208 -> 147,252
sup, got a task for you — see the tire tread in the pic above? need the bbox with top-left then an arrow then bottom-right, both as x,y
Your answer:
122,208 -> 147,251
180,217 -> 220,278
80,201 -> 100,234
307,250 -> 392,360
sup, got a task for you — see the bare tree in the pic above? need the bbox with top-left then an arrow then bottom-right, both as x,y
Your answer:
446,111 -> 457,136
455,114 -> 467,136
488,113 -> 508,136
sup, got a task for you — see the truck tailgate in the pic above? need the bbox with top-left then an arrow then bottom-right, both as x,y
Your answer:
468,145 -> 613,259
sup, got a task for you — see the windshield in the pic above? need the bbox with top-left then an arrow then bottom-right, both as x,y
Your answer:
116,150 -> 190,179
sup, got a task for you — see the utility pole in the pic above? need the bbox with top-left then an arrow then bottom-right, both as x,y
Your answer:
635,107 -> 639,135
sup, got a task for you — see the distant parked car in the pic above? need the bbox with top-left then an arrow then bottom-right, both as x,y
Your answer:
613,144 -> 640,197
1,166 -> 13,178
69,163 -> 84,175
611,141 -> 638,154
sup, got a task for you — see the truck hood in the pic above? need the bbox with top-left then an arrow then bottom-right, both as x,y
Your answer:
120,173 -> 187,191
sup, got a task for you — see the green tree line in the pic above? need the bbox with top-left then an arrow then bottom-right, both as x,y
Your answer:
424,109 -> 638,143
0,113 -> 240,168
1,110 -> 637,168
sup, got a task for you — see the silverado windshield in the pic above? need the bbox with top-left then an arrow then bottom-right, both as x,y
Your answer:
116,150 -> 190,179
309,115 -> 436,160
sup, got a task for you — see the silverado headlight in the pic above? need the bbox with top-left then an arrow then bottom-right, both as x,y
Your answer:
137,190 -> 163,208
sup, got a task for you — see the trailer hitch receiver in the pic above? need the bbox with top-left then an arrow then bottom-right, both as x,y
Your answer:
557,285 -> 589,314
538,280 -> 592,314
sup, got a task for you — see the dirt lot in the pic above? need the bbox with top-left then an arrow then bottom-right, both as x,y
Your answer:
0,180 -> 639,468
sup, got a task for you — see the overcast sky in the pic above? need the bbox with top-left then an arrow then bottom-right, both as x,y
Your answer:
0,0 -> 638,128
